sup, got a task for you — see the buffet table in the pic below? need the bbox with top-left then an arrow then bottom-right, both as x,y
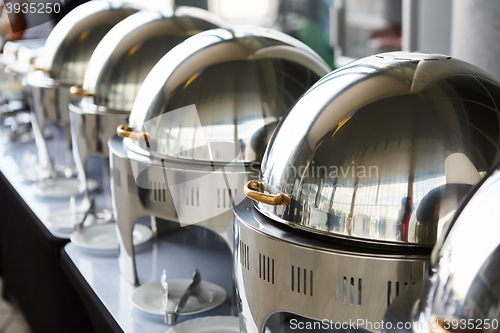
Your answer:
0,132 -> 238,333
0,135 -> 340,333
0,136 -> 95,332
61,226 -> 234,333
0,134 -> 237,331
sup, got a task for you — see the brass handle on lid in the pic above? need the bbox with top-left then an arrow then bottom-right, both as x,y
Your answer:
117,124 -> 149,143
244,180 -> 291,206
430,318 -> 453,333
70,85 -> 95,97
33,66 -> 50,73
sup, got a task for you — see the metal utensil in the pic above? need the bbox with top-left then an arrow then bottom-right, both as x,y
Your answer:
74,194 -> 94,231
160,269 -> 168,312
165,269 -> 201,325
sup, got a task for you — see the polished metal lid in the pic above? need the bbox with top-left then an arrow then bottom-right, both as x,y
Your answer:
2,39 -> 45,65
416,162 -> 500,331
9,45 -> 44,74
250,52 -> 500,247
122,26 -> 331,164
34,1 -> 142,85
383,163 -> 500,332
77,7 -> 226,113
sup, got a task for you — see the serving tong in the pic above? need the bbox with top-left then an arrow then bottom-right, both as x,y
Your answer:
162,268 -> 202,325
72,194 -> 94,231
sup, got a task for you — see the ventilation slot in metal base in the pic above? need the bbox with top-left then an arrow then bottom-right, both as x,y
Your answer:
150,181 -> 166,203
181,186 -> 198,206
335,276 -> 362,305
217,188 -> 237,208
240,240 -> 250,270
291,266 -> 312,296
387,280 -> 414,306
259,254 -> 274,284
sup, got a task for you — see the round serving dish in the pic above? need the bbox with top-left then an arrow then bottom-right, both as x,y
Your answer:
110,26 -> 331,285
248,52 -> 500,248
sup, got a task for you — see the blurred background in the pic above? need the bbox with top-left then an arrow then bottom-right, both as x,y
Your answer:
2,0 -> 500,78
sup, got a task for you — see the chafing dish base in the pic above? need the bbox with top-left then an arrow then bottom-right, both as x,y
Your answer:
109,136 -> 241,285
234,198 -> 429,333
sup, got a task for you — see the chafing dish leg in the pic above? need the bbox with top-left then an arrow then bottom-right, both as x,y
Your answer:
236,294 -> 268,333
30,110 -> 52,179
70,109 -> 91,195
71,138 -> 89,196
63,122 -> 72,150
110,142 -> 147,285
234,220 -> 269,333
113,177 -> 144,285
116,216 -> 141,285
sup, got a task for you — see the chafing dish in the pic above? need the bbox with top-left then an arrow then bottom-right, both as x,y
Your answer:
68,7 -> 226,214
0,39 -> 45,139
237,52 -> 500,332
26,1 -> 142,182
109,26 -> 331,285
384,162 -> 500,333
2,39 -> 45,65
249,52 -> 499,247
0,39 -> 44,104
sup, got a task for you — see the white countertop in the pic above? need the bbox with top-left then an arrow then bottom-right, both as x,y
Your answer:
0,133 -> 342,332
64,226 -> 235,333
0,135 -> 75,239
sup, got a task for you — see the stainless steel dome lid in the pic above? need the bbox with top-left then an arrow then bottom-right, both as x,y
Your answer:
75,7 -> 227,113
247,52 -> 500,247
416,162 -> 500,331
8,45 -> 44,74
121,26 -> 331,164
382,162 -> 500,332
34,1 -> 142,86
2,39 -> 45,66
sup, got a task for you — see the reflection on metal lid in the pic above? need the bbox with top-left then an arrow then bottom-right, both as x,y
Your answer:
254,52 -> 500,247
413,163 -> 500,331
35,1 -> 142,85
80,8 -> 225,112
124,26 -> 331,163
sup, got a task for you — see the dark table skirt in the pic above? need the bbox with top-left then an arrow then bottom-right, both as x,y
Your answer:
0,171 -> 96,333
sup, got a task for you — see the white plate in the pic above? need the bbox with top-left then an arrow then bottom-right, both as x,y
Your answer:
167,316 -> 239,333
70,223 -> 152,250
131,280 -> 226,316
47,208 -> 113,230
31,178 -> 98,198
